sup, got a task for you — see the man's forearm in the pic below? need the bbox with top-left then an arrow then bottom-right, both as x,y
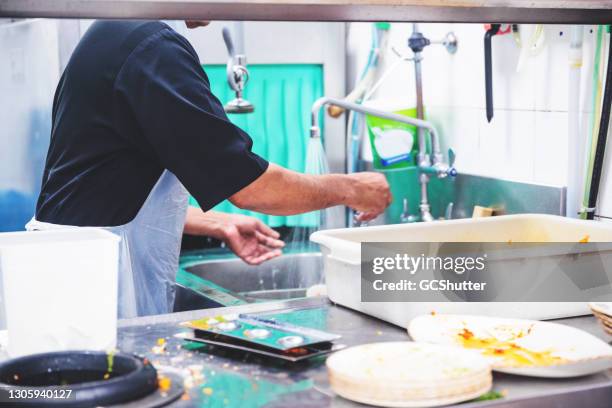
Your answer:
229,164 -> 355,215
183,207 -> 228,238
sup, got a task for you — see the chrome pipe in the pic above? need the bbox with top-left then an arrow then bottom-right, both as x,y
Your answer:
310,96 -> 451,222
311,97 -> 439,144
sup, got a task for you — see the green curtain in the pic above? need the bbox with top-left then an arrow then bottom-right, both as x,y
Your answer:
188,64 -> 324,227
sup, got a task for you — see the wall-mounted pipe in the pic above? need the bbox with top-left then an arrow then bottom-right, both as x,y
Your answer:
410,23 -> 428,163
310,97 -> 442,160
567,25 -> 584,218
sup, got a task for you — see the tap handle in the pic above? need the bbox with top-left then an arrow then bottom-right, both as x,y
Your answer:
447,148 -> 457,177
222,27 -> 236,57
445,202 -> 454,220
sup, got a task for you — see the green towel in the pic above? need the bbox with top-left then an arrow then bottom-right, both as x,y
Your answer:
189,64 -> 324,227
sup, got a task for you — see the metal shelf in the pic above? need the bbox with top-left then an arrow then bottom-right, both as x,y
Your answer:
1,0 -> 612,23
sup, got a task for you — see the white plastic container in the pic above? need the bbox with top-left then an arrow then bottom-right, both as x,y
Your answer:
311,214 -> 612,327
0,228 -> 120,357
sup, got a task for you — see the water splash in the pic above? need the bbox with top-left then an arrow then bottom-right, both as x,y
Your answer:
301,136 -> 330,228
283,136 -> 331,290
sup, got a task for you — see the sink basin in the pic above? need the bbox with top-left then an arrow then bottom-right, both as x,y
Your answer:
174,251 -> 323,311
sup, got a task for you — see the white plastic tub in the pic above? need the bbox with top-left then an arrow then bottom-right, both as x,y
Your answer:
311,214 -> 612,327
0,228 -> 120,357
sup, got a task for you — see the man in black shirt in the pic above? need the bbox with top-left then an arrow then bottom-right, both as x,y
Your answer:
31,20 -> 391,317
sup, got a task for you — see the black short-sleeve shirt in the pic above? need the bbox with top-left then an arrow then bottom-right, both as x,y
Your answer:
35,20 -> 268,227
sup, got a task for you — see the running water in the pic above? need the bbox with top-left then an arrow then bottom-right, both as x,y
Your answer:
304,136 -> 330,226
305,135 -> 330,174
284,136 -> 331,291
287,136 -> 331,249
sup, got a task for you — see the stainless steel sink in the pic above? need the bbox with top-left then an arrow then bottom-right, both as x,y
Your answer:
175,251 -> 323,311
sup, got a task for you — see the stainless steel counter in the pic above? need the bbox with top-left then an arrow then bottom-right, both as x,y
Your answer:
2,0 -> 612,23
117,297 -> 612,408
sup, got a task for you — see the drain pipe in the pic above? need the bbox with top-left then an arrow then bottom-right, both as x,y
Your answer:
586,26 -> 612,220
567,26 -> 584,218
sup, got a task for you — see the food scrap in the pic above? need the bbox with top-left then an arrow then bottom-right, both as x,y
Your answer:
579,234 -> 590,243
104,350 -> 115,380
152,338 -> 167,354
456,326 -> 564,367
188,365 -> 205,381
183,365 -> 206,390
283,347 -> 308,356
459,328 -> 474,340
158,375 -> 172,392
475,390 -> 506,401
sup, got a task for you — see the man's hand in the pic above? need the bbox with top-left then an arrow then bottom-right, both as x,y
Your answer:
219,213 -> 285,265
345,172 -> 392,222
184,208 -> 284,265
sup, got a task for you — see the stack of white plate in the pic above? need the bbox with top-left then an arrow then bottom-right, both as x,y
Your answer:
590,302 -> 612,336
326,342 -> 492,407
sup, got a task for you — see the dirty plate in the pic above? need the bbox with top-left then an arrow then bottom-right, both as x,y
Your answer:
408,314 -> 612,378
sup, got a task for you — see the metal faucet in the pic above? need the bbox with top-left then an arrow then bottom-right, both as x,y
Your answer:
222,26 -> 254,114
310,97 -> 457,222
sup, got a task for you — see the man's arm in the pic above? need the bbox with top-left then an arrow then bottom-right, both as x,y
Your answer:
230,163 -> 391,221
114,31 -> 391,221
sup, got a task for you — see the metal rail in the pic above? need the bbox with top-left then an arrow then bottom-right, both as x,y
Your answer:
2,0 -> 612,23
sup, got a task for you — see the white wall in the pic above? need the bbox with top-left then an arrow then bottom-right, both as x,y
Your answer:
347,22 -> 612,219
0,19 -> 60,192
347,23 -> 612,217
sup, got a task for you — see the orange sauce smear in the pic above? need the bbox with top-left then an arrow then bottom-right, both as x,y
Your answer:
457,328 -> 565,367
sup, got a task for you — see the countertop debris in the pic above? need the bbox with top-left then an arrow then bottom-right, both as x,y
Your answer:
109,297 -> 611,407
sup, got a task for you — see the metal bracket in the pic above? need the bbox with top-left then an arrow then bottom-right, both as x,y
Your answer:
582,206 -> 597,213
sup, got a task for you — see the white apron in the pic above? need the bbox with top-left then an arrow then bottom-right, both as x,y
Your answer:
26,171 -> 189,318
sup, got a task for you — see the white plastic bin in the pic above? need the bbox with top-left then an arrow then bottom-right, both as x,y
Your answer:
311,214 -> 612,327
0,228 -> 120,357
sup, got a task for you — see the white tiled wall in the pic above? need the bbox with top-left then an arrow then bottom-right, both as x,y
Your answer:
347,23 -> 602,189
